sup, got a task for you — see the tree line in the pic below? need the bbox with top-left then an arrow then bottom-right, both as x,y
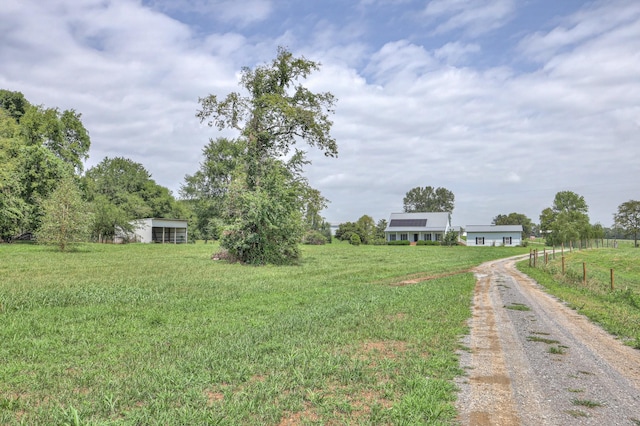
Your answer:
332,185 -> 639,249
0,48 -> 338,260
0,90 -> 187,249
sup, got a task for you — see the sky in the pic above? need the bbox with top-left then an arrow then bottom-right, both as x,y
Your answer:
1,0 -> 639,228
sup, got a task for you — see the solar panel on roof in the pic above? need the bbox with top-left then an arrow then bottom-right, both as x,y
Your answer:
389,219 -> 427,227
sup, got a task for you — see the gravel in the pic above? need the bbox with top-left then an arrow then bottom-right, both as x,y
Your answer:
455,255 -> 640,425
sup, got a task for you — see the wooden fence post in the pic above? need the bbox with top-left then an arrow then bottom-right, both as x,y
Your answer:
583,262 -> 586,285
534,249 -> 537,267
610,269 -> 614,291
529,249 -> 532,267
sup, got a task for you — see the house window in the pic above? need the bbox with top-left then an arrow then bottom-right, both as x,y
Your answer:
425,233 -> 432,241
435,233 -> 442,242
400,234 -> 408,241
389,234 -> 396,241
476,237 -> 485,245
503,236 -> 512,245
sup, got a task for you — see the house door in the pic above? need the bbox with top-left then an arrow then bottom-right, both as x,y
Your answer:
413,234 -> 419,242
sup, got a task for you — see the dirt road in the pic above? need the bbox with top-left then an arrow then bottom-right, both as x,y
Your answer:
456,255 -> 640,425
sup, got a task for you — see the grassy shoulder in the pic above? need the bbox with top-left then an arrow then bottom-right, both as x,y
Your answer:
0,242 -> 526,424
517,244 -> 640,349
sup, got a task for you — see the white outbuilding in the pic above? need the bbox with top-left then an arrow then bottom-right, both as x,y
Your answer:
115,218 -> 188,244
465,225 -> 523,247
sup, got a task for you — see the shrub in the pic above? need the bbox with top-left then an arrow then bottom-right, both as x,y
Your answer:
303,230 -> 327,245
349,234 -> 361,246
416,240 -> 440,246
372,237 -> 387,245
387,240 -> 410,245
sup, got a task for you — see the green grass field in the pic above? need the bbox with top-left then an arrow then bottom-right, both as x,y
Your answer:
0,242 -> 527,425
518,242 -> 640,349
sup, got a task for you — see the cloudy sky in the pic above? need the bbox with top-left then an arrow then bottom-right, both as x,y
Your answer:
2,0 -> 638,228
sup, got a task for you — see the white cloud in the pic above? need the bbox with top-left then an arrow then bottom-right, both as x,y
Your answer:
434,42 -> 481,65
146,0 -> 273,27
422,0 -> 516,37
519,0 -> 640,62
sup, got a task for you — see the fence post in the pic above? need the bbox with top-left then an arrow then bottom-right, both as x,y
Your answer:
552,246 -> 555,260
610,269 -> 614,291
534,249 -> 537,267
562,256 -> 565,275
583,262 -> 586,285
529,249 -> 532,267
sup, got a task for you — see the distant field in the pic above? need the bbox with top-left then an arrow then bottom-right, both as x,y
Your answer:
0,242 -> 527,425
518,242 -> 640,348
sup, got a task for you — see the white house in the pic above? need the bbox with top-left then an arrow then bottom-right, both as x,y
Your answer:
115,218 -> 188,244
385,212 -> 451,243
465,225 -> 523,247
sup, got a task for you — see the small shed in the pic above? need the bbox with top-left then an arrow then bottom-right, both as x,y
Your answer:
465,225 -> 523,247
116,218 -> 188,244
385,212 -> 451,243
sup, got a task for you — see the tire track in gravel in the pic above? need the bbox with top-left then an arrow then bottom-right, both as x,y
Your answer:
456,255 -> 640,425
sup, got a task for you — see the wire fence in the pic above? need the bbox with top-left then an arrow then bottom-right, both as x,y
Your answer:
527,245 -> 640,297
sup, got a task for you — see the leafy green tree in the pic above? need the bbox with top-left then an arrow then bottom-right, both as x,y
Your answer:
181,137 -> 244,239
591,223 -> 605,247
197,47 -> 337,264
221,161 -> 305,264
443,230 -> 459,246
540,191 -> 590,246
403,186 -> 454,213
0,90 -> 92,235
303,188 -> 328,232
0,110 -> 27,240
89,195 -> 131,242
356,215 -> 376,244
20,105 -> 90,173
83,157 -> 184,240
84,157 -> 180,218
614,200 -> 640,247
0,89 -> 30,122
37,175 -> 91,251
17,144 -> 72,231
492,212 -> 533,237
373,218 -> 388,244
335,221 -> 365,243
319,220 -> 332,243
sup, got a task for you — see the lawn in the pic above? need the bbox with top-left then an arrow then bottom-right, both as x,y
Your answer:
518,242 -> 640,348
0,242 -> 527,425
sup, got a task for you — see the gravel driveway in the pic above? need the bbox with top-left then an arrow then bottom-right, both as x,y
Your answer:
456,255 -> 640,425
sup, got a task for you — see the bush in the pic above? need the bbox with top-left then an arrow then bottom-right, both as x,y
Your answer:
416,240 -> 440,246
303,230 -> 327,245
349,234 -> 361,246
372,237 -> 387,245
387,240 -> 410,245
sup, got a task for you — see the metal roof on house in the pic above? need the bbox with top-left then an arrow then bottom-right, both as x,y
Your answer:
465,225 -> 523,233
385,212 -> 451,232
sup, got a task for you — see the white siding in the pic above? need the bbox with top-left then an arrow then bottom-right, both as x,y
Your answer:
116,218 -> 187,243
466,231 -> 521,247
